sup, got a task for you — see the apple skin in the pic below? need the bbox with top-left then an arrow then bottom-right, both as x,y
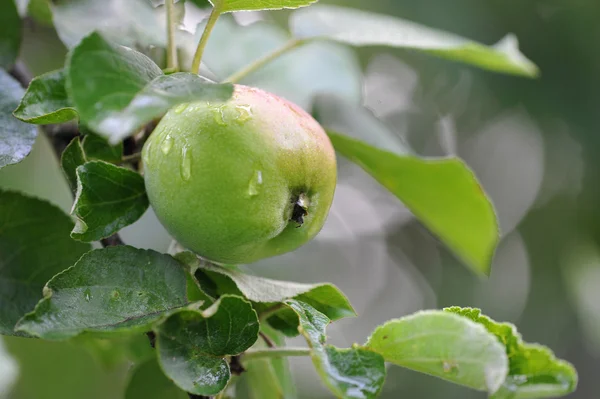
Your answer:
142,85 -> 337,264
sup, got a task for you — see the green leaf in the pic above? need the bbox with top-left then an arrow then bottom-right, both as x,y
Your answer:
445,307 -> 578,399
71,161 -> 148,242
364,310 -> 508,393
291,5 -> 539,77
51,0 -> 165,48
27,0 -> 53,27
285,300 -> 386,399
81,133 -> 123,163
92,73 -> 233,144
0,190 -> 91,336
16,246 -> 189,340
125,358 -> 188,399
213,0 -> 317,13
196,17 -> 361,110
13,69 -> 79,124
0,69 -> 38,169
66,32 -> 163,143
0,0 -> 21,68
155,295 -> 259,396
326,130 -> 498,276
61,137 -> 86,192
179,253 -> 355,335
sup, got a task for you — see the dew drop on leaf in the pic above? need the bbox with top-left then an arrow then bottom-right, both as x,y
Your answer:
84,288 -> 92,302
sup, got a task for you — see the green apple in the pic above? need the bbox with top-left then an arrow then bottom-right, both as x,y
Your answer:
142,85 -> 337,264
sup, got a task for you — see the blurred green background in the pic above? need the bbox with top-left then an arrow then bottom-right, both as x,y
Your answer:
1,0 -> 599,398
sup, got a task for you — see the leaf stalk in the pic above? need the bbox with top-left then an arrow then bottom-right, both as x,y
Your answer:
191,5 -> 222,74
165,0 -> 179,71
224,38 -> 307,83
242,347 -> 311,361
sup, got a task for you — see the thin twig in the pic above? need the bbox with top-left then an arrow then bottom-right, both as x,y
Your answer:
165,0 -> 179,71
100,233 -> 125,247
259,331 -> 275,348
191,5 -> 221,74
121,153 -> 142,163
242,347 -> 311,361
224,39 -> 306,83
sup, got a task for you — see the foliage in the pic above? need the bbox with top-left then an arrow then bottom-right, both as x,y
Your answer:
0,0 -> 577,398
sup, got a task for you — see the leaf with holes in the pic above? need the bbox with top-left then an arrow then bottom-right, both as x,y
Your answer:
155,295 -> 259,396
16,246 -> 190,340
71,161 -> 148,242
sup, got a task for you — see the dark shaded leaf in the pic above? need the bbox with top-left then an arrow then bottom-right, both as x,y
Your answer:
71,161 -> 148,242
155,295 -> 259,396
13,69 -> 78,124
16,246 -> 189,340
0,0 -> 21,68
81,133 -> 123,163
60,137 -> 86,192
0,190 -> 91,335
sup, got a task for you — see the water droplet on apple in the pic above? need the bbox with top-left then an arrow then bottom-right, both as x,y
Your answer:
180,145 -> 192,181
142,141 -> 152,166
212,106 -> 227,126
161,134 -> 173,154
234,105 -> 253,124
248,170 -> 263,196
173,103 -> 188,114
